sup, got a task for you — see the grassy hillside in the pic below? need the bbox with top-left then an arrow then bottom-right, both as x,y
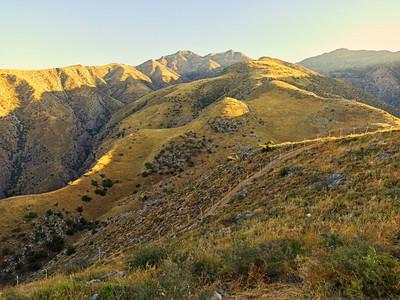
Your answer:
0,50 -> 257,199
0,56 -> 399,288
3,128 -> 400,299
136,59 -> 184,89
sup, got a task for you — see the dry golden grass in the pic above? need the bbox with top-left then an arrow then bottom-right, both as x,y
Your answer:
2,57 -> 400,297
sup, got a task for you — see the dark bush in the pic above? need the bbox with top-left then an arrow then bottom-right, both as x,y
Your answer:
66,228 -> 75,235
127,244 -> 168,270
94,189 -> 107,196
102,179 -> 113,188
191,255 -> 223,283
66,246 -> 76,256
279,166 -> 290,177
81,195 -> 92,202
24,212 -> 38,220
45,235 -> 64,252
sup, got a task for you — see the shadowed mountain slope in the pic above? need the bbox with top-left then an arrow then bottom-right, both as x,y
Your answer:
299,48 -> 400,108
0,64 -> 152,198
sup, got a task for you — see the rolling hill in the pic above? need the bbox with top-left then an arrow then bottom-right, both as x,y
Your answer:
0,55 -> 399,289
299,48 -> 400,108
0,50 -> 253,199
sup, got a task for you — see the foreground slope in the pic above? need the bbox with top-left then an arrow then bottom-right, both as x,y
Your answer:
0,57 -> 399,285
299,48 -> 400,108
5,128 -> 400,299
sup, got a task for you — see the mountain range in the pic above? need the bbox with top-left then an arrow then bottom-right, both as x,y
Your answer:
299,48 -> 400,108
1,49 -> 400,298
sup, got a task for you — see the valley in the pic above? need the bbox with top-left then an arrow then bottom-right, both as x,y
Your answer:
1,50 -> 400,299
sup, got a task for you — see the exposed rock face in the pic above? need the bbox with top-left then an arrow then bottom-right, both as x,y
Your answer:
299,48 -> 400,109
205,49 -> 251,68
0,64 -> 152,198
156,50 -> 222,80
155,50 -> 251,81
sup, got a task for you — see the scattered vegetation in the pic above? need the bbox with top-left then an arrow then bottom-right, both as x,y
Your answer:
81,195 -> 92,202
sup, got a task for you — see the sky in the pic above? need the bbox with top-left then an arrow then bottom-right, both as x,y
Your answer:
0,0 -> 399,69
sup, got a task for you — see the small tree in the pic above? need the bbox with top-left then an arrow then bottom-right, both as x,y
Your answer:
81,195 -> 92,202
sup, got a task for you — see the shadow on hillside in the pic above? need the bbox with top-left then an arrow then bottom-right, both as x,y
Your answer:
0,78 -> 146,199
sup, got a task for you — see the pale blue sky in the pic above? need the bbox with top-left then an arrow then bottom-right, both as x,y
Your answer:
0,0 -> 399,69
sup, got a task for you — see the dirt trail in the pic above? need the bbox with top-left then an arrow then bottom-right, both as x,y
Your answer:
204,144 -> 316,216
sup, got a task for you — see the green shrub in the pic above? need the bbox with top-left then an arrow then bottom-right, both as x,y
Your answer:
76,206 -> 83,213
30,279 -> 83,299
341,137 -> 358,145
63,263 -> 86,276
158,260 -> 195,299
191,255 -> 223,283
279,166 -> 290,177
24,212 -> 38,220
220,238 -> 303,282
127,244 -> 168,270
261,141 -> 275,153
322,232 -> 343,250
66,246 -> 76,256
317,243 -> 400,298
45,235 -> 64,252
142,171 -> 149,177
81,195 -> 92,202
144,162 -> 153,169
383,178 -> 400,188
94,189 -> 107,196
0,287 -> 24,300
100,284 -> 128,300
102,179 -> 113,188
91,180 -> 98,187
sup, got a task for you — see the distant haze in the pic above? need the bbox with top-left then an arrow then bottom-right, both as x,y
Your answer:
0,0 -> 399,69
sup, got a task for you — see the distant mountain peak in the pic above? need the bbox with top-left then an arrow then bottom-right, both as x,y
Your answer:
299,48 -> 400,109
204,50 -> 251,68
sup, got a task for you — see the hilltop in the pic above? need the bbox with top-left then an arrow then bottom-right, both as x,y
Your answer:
299,48 -> 400,108
0,55 -> 399,289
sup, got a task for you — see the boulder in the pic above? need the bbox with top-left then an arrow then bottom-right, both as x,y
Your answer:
309,173 -> 346,190
210,291 -> 222,300
374,152 -> 391,160
236,211 -> 255,221
235,190 -> 248,201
